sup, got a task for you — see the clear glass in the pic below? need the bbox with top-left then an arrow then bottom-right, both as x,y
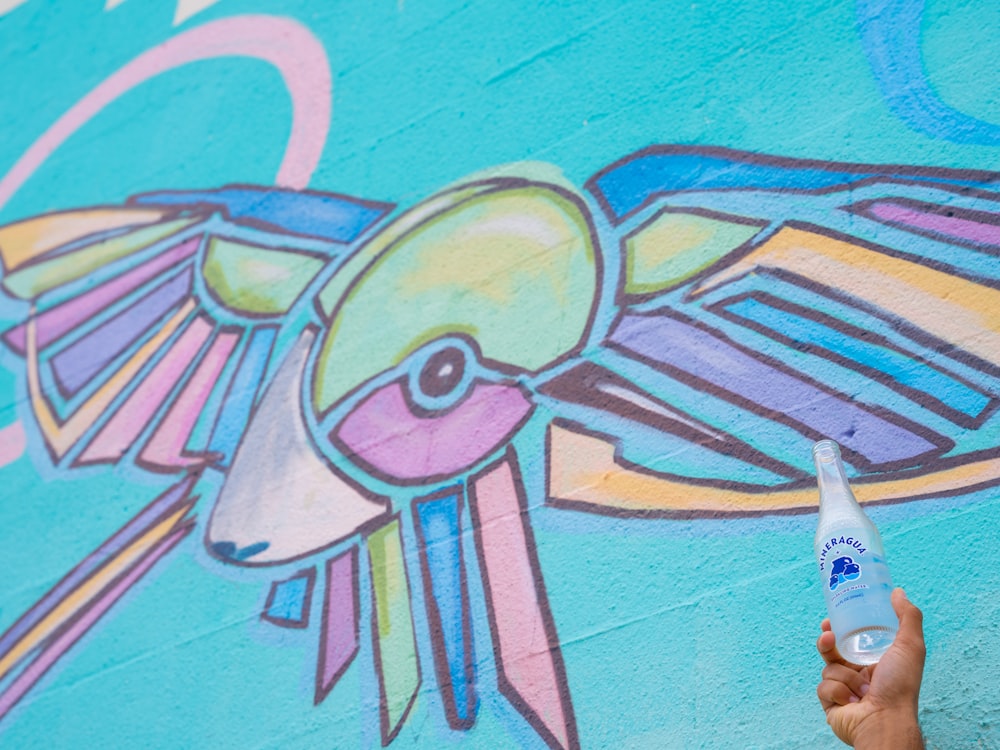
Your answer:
813,440 -> 898,665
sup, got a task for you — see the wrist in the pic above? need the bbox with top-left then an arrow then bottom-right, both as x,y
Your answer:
853,709 -> 923,750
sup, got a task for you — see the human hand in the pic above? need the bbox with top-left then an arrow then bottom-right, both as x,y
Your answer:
816,588 -> 925,749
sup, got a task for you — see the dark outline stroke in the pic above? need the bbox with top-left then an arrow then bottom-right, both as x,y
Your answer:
544,417 -> 1000,520
606,307 -> 954,473
314,546 -> 361,706
314,176 -> 605,420
0,203 -> 186,276
411,485 -> 478,730
586,144 -> 1000,224
328,375 -> 537,488
617,205 -> 767,305
203,324 -> 391,569
707,290 -> 999,430
537,360 -> 806,480
364,514 -> 422,746
845,196 -> 1000,261
200,234 -> 330,320
260,567 -> 317,629
128,184 -> 394,246
467,446 -> 580,750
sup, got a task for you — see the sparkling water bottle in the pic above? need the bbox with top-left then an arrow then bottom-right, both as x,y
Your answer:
813,440 -> 898,665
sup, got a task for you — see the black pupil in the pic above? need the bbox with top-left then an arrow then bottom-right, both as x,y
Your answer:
418,347 -> 466,398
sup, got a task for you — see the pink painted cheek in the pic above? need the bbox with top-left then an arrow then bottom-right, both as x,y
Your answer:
332,381 -> 534,483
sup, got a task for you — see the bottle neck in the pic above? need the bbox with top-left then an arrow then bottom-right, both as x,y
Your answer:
813,440 -> 862,524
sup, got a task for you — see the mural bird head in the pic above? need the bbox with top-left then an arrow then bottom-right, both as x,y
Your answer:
204,175 -> 603,566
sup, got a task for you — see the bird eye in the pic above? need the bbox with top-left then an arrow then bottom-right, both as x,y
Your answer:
401,337 -> 477,414
417,346 -> 466,400
327,337 -> 532,485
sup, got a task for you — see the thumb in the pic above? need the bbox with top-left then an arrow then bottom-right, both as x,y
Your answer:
891,588 -> 925,655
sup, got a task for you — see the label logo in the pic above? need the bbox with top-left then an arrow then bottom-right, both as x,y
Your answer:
829,556 -> 861,591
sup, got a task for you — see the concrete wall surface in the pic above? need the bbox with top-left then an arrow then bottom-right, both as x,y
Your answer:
1,1 -> 999,748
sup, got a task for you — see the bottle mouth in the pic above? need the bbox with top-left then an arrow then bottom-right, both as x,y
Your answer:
812,439 -> 841,463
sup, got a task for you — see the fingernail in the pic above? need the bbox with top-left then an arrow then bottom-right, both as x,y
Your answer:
849,695 -> 859,703
860,683 -> 869,696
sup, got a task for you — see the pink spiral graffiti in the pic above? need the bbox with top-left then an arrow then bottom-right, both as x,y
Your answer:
0,14 -> 332,211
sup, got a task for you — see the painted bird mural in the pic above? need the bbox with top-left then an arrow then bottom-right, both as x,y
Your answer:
2,145 -> 1000,749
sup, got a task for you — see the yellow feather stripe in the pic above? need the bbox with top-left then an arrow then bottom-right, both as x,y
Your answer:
0,502 -> 194,682
548,422 -> 1000,515
694,225 -> 1000,368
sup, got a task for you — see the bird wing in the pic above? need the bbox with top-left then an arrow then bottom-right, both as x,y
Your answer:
539,147 -> 1000,515
0,185 -> 393,474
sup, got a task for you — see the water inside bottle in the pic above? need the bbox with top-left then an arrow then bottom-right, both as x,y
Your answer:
838,627 -> 896,665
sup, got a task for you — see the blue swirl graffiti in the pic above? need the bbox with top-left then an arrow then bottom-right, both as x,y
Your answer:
857,0 -> 1000,144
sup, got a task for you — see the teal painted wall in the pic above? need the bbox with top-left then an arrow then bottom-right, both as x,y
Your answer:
1,1 -> 999,748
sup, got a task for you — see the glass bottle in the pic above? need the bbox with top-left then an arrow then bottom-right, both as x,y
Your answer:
813,440 -> 897,664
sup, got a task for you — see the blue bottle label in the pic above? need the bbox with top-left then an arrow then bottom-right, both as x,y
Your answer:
817,526 -> 895,633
